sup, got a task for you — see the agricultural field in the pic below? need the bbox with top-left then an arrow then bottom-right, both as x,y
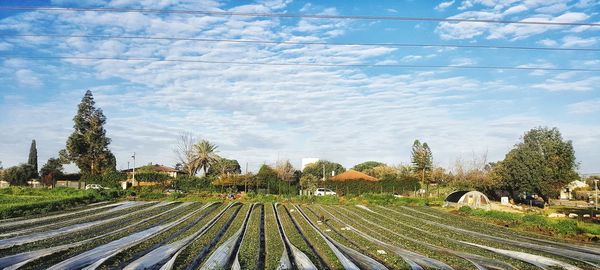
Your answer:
0,201 -> 598,270
0,187 -> 118,219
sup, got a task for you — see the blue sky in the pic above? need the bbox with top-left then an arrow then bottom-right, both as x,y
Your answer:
0,0 -> 599,173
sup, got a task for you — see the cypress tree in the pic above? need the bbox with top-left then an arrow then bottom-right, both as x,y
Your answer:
61,90 -> 116,175
28,140 -> 38,178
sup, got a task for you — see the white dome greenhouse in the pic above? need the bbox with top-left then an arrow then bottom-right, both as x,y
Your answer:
444,190 -> 491,210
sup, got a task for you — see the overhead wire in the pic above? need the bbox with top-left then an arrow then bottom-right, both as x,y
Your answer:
0,6 -> 599,27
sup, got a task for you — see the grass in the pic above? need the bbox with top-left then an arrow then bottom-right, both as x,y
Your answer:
456,206 -> 600,238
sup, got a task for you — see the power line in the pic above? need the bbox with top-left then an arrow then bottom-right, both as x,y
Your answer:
2,55 -> 598,72
1,6 -> 599,27
2,33 -> 599,52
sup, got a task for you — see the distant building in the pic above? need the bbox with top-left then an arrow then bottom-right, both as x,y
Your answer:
301,158 -> 320,170
560,180 -> 589,200
121,164 -> 186,178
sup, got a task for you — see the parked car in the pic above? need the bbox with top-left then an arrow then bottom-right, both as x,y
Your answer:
314,188 -> 336,196
85,184 -> 108,190
520,194 -> 545,208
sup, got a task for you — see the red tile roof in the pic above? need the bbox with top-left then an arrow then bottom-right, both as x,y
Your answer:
330,170 -> 379,181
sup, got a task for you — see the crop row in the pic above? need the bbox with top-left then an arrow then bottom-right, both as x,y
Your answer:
357,205 -> 598,270
16,202 -> 196,269
1,201 -> 598,270
0,201 -> 147,237
0,201 -> 114,232
303,204 -> 407,269
237,203 -> 263,269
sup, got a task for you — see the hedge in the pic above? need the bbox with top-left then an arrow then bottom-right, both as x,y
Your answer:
81,171 -> 127,188
319,179 -> 420,196
134,172 -> 172,182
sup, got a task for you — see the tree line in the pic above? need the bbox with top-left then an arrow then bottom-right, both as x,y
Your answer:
0,90 -> 584,204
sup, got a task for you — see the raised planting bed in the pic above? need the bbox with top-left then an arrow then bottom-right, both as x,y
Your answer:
276,203 -> 322,269
0,202 -> 174,256
97,202 -> 219,269
303,204 -> 407,269
0,201 -> 116,233
0,201 -> 597,270
15,202 -> 196,269
172,203 -> 244,269
285,204 -> 344,269
373,205 -> 597,270
264,203 -> 285,270
0,201 -> 151,238
237,203 -> 264,270
346,204 -> 532,270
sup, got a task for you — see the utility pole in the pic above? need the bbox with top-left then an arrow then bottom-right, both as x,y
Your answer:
595,179 -> 598,212
322,164 -> 325,181
131,152 -> 136,186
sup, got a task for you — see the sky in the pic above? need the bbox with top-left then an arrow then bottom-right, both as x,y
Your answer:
0,0 -> 599,174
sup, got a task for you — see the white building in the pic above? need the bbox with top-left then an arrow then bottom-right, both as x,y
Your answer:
301,158 -> 320,170
560,180 -> 589,200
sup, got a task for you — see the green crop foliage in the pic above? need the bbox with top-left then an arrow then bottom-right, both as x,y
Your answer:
264,203 -> 284,270
0,187 -> 121,219
237,204 -> 262,269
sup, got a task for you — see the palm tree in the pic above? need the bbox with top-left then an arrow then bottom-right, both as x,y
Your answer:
194,140 -> 221,175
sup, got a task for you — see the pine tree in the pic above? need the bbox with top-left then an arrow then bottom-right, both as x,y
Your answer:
28,140 -> 38,177
61,90 -> 116,175
411,139 -> 433,188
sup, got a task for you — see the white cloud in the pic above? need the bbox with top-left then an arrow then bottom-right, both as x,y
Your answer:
532,76 -> 600,91
534,3 -> 568,14
567,99 -> 600,114
561,35 -> 597,47
435,1 -> 455,11
503,5 -> 528,15
538,38 -> 557,46
15,69 -> 43,87
1,0 -> 600,174
436,0 -> 594,40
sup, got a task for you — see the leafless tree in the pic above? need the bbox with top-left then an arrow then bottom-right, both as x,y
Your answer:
275,159 -> 295,182
174,132 -> 199,176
